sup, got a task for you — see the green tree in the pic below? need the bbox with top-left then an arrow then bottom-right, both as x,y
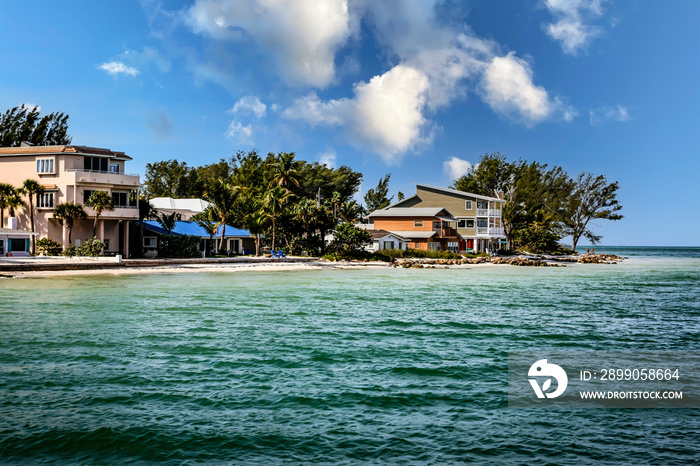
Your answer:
364,174 -> 393,213
245,210 -> 268,256
546,172 -> 623,251
0,105 -> 71,147
268,152 -> 301,191
143,159 -> 203,198
156,212 -> 178,234
0,183 -> 15,228
264,186 -> 294,251
53,202 -> 87,245
331,222 -> 372,258
20,179 -> 44,253
205,179 -> 239,252
136,197 -> 157,257
338,200 -> 362,223
85,191 -> 115,238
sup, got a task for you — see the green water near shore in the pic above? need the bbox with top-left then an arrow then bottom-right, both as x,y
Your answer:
1,249 -> 699,463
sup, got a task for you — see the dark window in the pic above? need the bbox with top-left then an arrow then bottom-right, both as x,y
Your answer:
84,156 -> 108,172
10,238 -> 27,252
84,190 -> 95,202
112,192 -> 129,207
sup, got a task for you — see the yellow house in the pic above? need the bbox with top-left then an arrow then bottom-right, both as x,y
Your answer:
0,144 -> 140,256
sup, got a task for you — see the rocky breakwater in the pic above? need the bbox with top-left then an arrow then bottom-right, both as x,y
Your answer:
392,256 -> 564,269
576,253 -> 623,264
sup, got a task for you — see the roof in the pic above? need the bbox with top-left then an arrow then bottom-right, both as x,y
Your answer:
139,221 -> 252,238
416,183 -> 505,202
0,228 -> 38,236
0,145 -> 132,160
387,231 -> 436,239
150,197 -> 211,212
368,229 -> 409,241
367,207 -> 455,219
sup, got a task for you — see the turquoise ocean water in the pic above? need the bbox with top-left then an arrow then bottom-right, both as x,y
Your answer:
1,247 -> 699,463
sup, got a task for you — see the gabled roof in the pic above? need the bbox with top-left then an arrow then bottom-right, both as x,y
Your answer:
0,228 -> 38,235
368,229 -> 409,241
388,231 -> 437,239
367,207 -> 456,220
0,145 -> 132,160
139,220 -> 252,238
416,183 -> 504,202
151,197 -> 211,212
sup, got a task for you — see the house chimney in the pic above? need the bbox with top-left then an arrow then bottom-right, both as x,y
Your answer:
6,217 -> 18,229
20,141 -> 34,147
496,190 -> 505,200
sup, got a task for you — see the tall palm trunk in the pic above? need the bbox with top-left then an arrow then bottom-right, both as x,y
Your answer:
29,197 -> 36,254
219,218 -> 226,252
93,214 -> 100,237
271,218 -> 276,251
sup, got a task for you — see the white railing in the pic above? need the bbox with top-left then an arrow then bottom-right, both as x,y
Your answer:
489,209 -> 501,217
488,227 -> 504,236
477,209 -> 489,216
67,169 -> 139,176
477,227 -> 488,235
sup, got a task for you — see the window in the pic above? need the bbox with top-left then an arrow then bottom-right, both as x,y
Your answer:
83,156 -> 108,172
382,241 -> 395,250
458,218 -> 475,228
112,192 -> 129,207
477,218 -> 488,228
465,200 -> 472,210
37,192 -> 54,208
104,239 -> 110,250
447,242 -> 459,252
10,238 -> 27,252
477,201 -> 488,209
36,158 -> 54,173
466,219 -> 474,228
414,220 -> 423,227
428,242 -> 441,250
109,163 -> 119,173
0,239 -> 4,255
144,237 -> 157,248
84,190 -> 95,202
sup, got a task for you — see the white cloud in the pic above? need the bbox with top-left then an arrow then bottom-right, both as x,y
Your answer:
226,120 -> 254,144
229,96 -> 267,119
543,0 -> 604,55
98,61 -> 140,77
443,157 -> 472,180
283,64 -> 431,164
318,150 -> 337,168
185,0 -> 354,87
589,105 -> 630,126
479,53 -> 555,127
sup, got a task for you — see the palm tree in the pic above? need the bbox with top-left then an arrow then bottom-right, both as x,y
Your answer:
268,152 -> 300,191
339,200 -> 361,223
245,210 -> 267,256
53,202 -> 87,245
205,179 -> 239,252
6,189 -> 24,218
85,191 -> 115,238
0,183 -> 18,227
264,186 -> 294,251
20,179 -> 44,254
156,212 -> 178,234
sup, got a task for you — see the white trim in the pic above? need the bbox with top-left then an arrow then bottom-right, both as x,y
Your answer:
416,183 -> 505,202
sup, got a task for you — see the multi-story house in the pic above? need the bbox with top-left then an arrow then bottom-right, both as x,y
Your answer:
367,207 -> 461,252
367,184 -> 506,253
0,144 -> 140,256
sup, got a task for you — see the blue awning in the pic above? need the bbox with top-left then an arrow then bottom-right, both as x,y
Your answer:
138,221 -> 252,238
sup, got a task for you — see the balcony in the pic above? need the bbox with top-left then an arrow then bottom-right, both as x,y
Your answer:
476,227 -> 504,236
477,209 -> 489,216
489,209 -> 501,217
432,226 -> 459,238
84,205 -> 139,220
68,169 -> 140,187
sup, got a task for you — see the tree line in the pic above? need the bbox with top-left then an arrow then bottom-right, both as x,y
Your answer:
453,153 -> 623,251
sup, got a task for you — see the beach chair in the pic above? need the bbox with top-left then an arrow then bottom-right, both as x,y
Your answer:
278,250 -> 285,258
271,250 -> 279,258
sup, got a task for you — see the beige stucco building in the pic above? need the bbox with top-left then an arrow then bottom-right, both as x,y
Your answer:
0,144 -> 140,256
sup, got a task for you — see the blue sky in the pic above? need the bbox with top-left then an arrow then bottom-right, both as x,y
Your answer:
1,1 -> 698,246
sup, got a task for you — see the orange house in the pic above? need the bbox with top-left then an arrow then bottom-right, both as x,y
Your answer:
367,207 -> 460,252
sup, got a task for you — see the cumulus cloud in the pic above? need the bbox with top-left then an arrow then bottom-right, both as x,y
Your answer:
443,157 -> 472,180
543,0 -> 605,55
283,65 -> 431,164
185,0 -> 354,87
589,105 -> 630,126
226,120 -> 254,144
99,61 -> 140,77
229,96 -> 267,118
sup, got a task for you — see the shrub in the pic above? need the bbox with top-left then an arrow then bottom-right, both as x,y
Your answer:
290,235 -> 325,256
158,234 -> 201,258
512,226 -> 561,253
379,248 -> 462,259
62,244 -> 78,257
36,237 -> 62,256
77,237 -> 105,257
330,223 -> 372,259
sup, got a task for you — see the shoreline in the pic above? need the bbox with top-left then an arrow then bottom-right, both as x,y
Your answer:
0,253 -> 629,278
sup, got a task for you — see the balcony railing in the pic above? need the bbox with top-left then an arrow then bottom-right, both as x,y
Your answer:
433,226 -> 458,238
488,227 -> 504,236
476,227 -> 504,236
477,209 -> 489,216
489,209 -> 501,217
476,227 -> 488,235
67,168 -> 138,176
